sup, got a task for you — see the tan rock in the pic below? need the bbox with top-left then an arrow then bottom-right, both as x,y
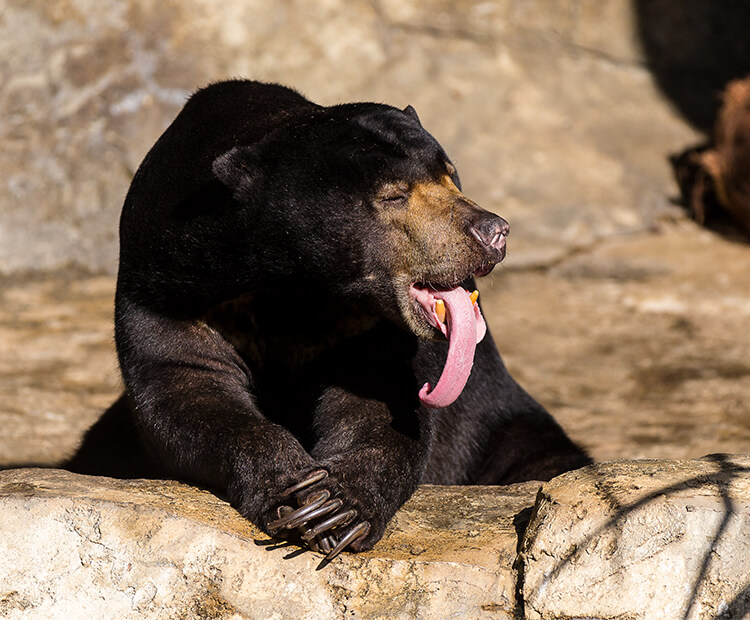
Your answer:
0,469 -> 538,619
0,0 -> 698,274
2,459 -> 749,618
521,455 -> 750,620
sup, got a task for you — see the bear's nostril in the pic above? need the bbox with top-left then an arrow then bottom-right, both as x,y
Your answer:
469,215 -> 509,252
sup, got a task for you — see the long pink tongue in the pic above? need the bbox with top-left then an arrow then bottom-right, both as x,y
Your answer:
419,288 -> 486,408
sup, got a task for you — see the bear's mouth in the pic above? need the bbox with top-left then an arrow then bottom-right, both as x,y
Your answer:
407,278 -> 488,410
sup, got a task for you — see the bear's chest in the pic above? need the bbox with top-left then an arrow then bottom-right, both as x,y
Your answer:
203,292 -> 380,374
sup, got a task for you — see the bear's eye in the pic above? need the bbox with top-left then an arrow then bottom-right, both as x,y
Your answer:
377,182 -> 410,207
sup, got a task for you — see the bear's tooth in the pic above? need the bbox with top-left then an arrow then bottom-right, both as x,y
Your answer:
470,290 -> 479,305
435,299 -> 446,324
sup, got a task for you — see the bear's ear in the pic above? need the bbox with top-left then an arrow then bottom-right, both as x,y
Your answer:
403,105 -> 421,125
212,146 -> 260,197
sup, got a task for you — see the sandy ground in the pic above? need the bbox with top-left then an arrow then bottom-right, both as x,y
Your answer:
486,218 -> 750,461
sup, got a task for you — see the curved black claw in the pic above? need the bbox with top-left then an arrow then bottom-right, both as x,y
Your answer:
266,505 -> 295,539
325,522 -> 370,560
268,469 -> 370,561
295,497 -> 343,527
317,535 -> 335,554
308,533 -> 336,554
281,469 -> 328,498
285,496 -> 343,530
268,490 -> 330,533
307,535 -> 320,552
300,508 -> 356,541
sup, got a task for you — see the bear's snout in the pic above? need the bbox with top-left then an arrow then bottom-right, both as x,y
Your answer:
468,212 -> 509,261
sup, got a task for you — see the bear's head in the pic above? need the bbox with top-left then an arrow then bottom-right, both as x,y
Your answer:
213,103 -> 509,407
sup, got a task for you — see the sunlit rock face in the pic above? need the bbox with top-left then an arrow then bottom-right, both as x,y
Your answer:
1,458 -> 749,618
0,0 -> 700,275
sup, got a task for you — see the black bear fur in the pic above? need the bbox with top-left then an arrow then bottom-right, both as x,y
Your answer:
67,80 -> 590,556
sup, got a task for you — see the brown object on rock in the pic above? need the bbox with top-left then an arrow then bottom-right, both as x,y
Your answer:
672,77 -> 750,234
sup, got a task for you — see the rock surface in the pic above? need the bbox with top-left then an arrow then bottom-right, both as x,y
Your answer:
0,274 -> 120,466
0,0 -> 701,274
0,468 -> 538,619
1,459 -> 749,619
488,221 -> 750,463
521,454 -> 750,620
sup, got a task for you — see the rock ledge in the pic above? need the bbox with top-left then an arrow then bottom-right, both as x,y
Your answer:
1,456 -> 749,619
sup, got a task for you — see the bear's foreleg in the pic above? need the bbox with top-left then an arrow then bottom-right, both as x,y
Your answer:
115,299 -> 334,539
265,386 -> 432,558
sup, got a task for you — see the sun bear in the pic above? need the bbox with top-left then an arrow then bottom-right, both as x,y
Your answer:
68,80 -> 590,560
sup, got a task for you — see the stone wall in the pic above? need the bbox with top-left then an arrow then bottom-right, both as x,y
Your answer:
2,0 -> 723,274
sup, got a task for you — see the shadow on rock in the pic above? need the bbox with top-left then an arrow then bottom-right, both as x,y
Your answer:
635,0 -> 750,133
521,454 -> 750,619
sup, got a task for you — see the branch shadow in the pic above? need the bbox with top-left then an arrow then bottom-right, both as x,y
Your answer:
719,583 -> 750,619
524,454 -> 750,619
